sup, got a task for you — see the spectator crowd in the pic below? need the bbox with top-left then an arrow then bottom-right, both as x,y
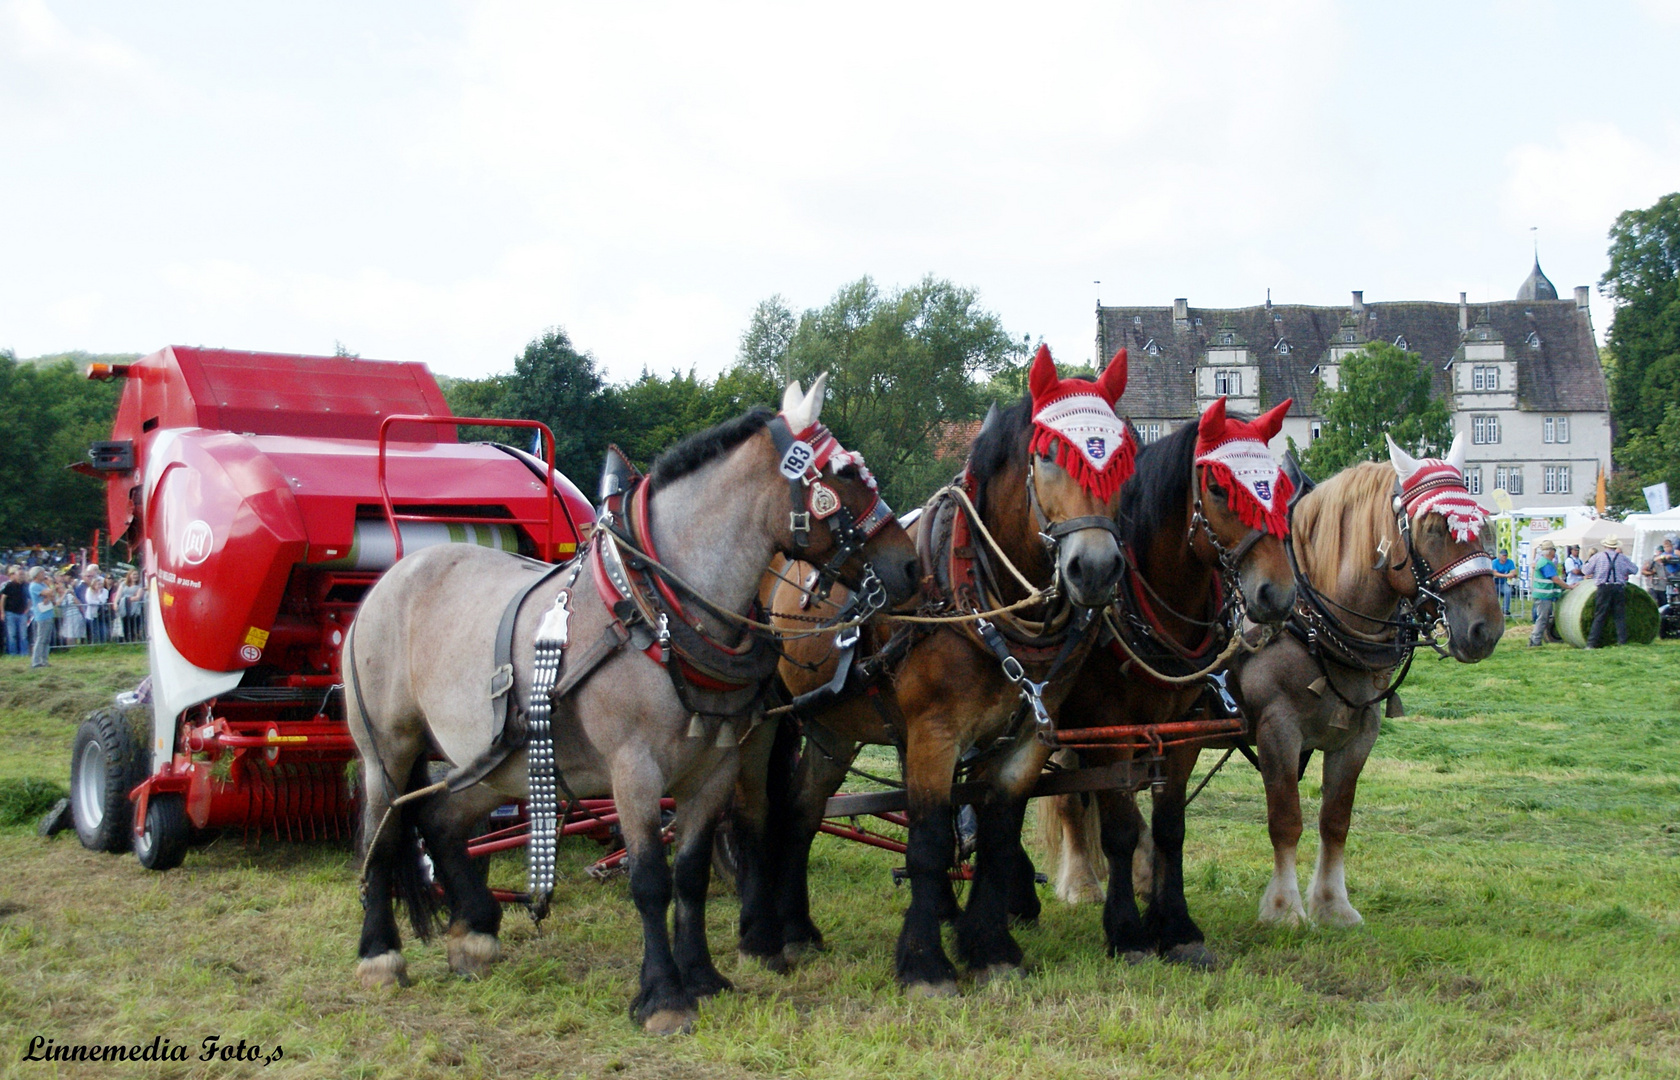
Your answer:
0,558 -> 147,666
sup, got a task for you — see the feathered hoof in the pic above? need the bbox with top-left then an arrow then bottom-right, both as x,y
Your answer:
1119,949 -> 1153,966
445,927 -> 501,979
903,979 -> 960,1000
642,1008 -> 697,1036
740,948 -> 790,974
1309,901 -> 1364,929
356,950 -> 409,990
1162,942 -> 1218,970
781,939 -> 824,968
976,962 -> 1026,987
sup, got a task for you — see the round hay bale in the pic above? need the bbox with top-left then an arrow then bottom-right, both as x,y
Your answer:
1556,582 -> 1660,648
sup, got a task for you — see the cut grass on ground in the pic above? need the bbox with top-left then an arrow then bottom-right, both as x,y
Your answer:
1,633 -> 1677,1079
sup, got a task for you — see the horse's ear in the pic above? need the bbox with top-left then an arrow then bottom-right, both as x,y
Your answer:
1386,433 -> 1422,481
1096,348 -> 1128,405
804,372 -> 829,427
1255,398 -> 1292,442
780,379 -> 806,417
1028,344 -> 1058,402
978,401 -> 1000,440
1446,430 -> 1467,473
1198,396 -> 1229,443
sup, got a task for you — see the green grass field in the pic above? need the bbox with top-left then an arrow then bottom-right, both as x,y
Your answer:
1,632 -> 1677,1079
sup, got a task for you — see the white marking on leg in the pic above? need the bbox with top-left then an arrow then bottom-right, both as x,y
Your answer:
1257,842 -> 1305,926
445,923 -> 502,978
356,950 -> 409,990
1307,838 -> 1363,927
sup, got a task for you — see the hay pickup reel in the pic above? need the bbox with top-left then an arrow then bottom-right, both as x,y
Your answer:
67,346 -> 593,870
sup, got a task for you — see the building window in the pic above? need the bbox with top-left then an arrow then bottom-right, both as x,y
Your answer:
1394,335 -> 1408,349
1472,415 -> 1500,444
1544,465 -> 1572,495
1219,332 -> 1234,345
1277,340 -> 1291,355
1495,466 -> 1523,496
1472,365 -> 1500,391
1526,331 -> 1541,349
1309,421 -> 1322,442
1143,338 -> 1159,356
1133,315 -> 1143,327
1544,416 -> 1570,444
1214,369 -> 1242,396
1138,422 -> 1162,444
1465,467 -> 1482,495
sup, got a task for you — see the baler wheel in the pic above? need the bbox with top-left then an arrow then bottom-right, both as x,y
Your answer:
70,709 -> 148,853
135,794 -> 190,872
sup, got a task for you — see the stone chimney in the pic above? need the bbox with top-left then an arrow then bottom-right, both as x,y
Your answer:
1173,298 -> 1189,332
1459,291 -> 1469,332
1351,290 -> 1364,316
1574,285 -> 1590,311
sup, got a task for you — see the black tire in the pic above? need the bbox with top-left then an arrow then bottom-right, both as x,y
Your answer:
70,709 -> 149,853
711,823 -> 740,893
134,794 -> 190,872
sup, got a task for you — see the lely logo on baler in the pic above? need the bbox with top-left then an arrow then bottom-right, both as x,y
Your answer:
180,520 -> 214,565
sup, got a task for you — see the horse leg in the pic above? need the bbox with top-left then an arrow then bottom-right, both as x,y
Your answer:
670,756 -> 738,1001
1096,788 -> 1150,961
895,724 -> 961,996
615,754 -> 694,1035
1142,746 -> 1213,967
1046,788 -> 1106,905
414,785 -> 506,980
732,716 -> 788,968
355,754 -> 434,990
1254,708 -> 1307,926
773,724 -> 856,964
955,791 -> 1029,978
1006,825 -> 1042,926
1308,709 -> 1378,927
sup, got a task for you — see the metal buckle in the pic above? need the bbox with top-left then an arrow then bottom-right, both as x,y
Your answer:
1000,655 -> 1026,684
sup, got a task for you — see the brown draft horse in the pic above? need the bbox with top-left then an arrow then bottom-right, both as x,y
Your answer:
344,380 -> 920,1034
1234,435 -> 1500,926
1038,399 -> 1298,966
735,345 -> 1133,995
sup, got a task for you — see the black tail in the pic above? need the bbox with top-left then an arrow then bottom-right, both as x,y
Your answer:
391,757 -> 442,942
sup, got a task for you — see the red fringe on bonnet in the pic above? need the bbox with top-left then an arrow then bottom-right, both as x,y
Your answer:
1200,460 -> 1293,537
1030,424 -> 1135,503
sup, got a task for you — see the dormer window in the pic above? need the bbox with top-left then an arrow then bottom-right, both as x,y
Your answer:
1143,338 -> 1159,356
1341,331 -> 1356,343
1526,331 -> 1541,349
1276,340 -> 1291,355
1133,315 -> 1143,327
1219,332 -> 1234,345
1394,335 -> 1408,349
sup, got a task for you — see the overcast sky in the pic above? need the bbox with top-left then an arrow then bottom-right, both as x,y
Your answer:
3,1 -> 1677,382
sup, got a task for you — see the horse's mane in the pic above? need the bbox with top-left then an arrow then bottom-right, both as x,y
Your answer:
1292,460 -> 1399,598
1117,420 -> 1197,562
648,406 -> 775,488
968,394 -> 1033,518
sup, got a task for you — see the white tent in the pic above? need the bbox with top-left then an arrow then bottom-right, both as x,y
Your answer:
1627,507 -> 1680,587
1545,517 -> 1636,551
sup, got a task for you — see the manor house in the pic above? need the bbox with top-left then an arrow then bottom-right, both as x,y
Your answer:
1094,259 -> 1610,508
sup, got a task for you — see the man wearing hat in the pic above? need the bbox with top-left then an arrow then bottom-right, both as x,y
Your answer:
1582,537 -> 1639,648
1644,535 -> 1679,608
1528,539 -> 1566,647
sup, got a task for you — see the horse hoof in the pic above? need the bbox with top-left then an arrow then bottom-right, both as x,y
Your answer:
782,939 -> 825,968
740,949 -> 790,975
1120,949 -> 1153,966
1310,903 -> 1365,929
977,963 -> 1025,986
903,979 -> 960,1000
1163,942 -> 1217,969
1257,899 -> 1307,927
356,950 -> 409,990
642,1009 -> 697,1036
446,928 -> 501,979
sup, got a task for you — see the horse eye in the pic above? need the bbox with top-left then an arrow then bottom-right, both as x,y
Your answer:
1207,481 -> 1227,498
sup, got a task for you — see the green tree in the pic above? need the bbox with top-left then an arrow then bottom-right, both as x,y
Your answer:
438,373 -> 511,444
1299,341 -> 1452,476
492,328 -> 618,487
735,296 -> 797,385
0,354 -> 125,547
762,276 -> 1024,509
1600,193 -> 1680,498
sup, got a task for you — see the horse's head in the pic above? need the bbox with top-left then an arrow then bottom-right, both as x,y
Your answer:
1023,345 -> 1132,607
1190,397 -> 1297,624
768,376 -> 919,612
1386,433 -> 1501,660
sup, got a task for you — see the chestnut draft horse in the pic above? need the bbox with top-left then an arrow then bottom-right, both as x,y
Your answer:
1233,435 -> 1500,927
735,345 -> 1134,995
1038,398 -> 1297,966
344,379 -> 920,1034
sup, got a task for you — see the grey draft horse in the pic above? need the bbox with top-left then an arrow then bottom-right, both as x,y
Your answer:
345,378 -> 920,1034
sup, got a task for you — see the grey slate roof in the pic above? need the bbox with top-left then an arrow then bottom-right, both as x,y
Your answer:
1096,294 -> 1605,420
1517,258 -> 1559,301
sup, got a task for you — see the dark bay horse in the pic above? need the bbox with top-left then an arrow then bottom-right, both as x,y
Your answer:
738,345 -> 1133,995
344,378 -> 920,1033
1038,399 -> 1297,966
1235,435 -> 1499,926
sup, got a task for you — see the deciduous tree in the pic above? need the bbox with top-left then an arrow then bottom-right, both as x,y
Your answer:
1298,341 -> 1452,477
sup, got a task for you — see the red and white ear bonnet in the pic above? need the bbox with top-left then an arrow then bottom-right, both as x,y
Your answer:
1194,397 -> 1294,536
1027,345 -> 1135,502
1387,433 -> 1486,543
